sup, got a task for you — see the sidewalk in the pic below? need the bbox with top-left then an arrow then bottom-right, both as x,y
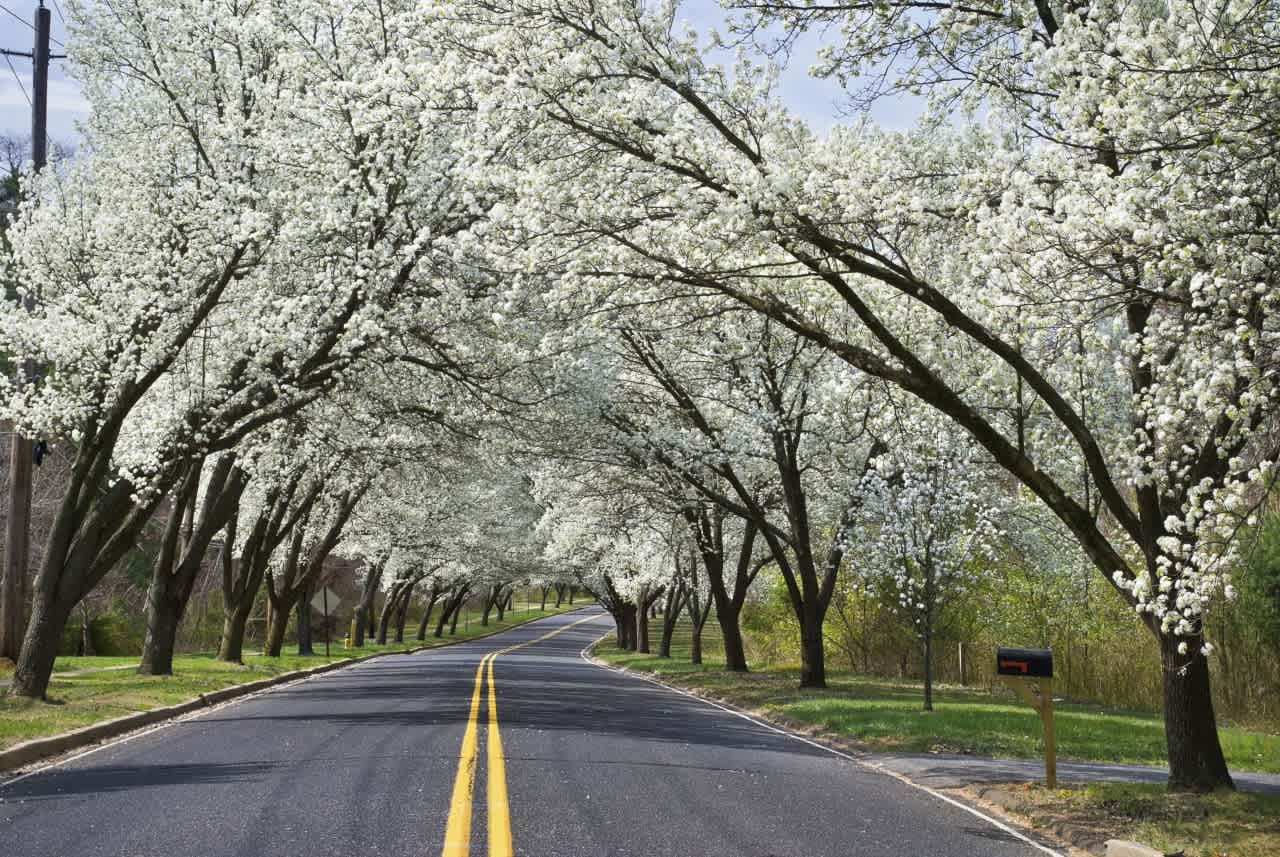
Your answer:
869,751 -> 1280,794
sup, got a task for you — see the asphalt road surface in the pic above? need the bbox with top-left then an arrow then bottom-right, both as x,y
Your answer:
0,609 -> 1058,857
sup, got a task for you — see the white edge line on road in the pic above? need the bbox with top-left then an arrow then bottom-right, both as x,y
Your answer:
576,629 -> 1066,857
0,611 -> 583,792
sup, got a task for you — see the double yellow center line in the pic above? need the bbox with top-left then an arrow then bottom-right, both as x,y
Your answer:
440,614 -> 601,857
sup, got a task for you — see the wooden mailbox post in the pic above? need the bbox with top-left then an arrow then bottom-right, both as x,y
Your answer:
996,647 -> 1056,788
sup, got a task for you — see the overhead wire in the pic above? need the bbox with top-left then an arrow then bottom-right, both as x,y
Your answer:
3,52 -> 30,106
0,3 -> 65,47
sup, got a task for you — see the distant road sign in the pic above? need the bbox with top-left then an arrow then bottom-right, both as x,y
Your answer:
310,586 -> 341,614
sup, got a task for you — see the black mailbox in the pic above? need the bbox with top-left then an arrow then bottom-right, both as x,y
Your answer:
996,647 -> 1053,678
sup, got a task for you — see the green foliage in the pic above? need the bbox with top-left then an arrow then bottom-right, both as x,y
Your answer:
1235,513 -> 1280,651
57,604 -> 147,657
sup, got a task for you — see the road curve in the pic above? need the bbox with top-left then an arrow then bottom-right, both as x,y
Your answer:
0,608 -> 1057,856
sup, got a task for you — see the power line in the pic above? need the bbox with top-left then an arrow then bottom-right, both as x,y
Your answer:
3,52 -> 29,106
0,3 -> 64,47
49,0 -> 62,26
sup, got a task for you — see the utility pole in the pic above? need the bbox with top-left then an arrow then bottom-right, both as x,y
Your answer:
1,2 -> 51,663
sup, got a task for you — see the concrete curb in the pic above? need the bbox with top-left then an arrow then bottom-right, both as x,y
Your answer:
0,607 -> 586,775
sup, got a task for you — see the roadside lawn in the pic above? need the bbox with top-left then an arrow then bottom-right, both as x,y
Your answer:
594,622 -> 1280,774
0,604 -> 581,752
961,781 -> 1280,857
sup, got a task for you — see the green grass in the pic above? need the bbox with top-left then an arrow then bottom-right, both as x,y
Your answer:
0,604 -> 582,751
972,781 -> 1280,857
596,621 -> 1280,773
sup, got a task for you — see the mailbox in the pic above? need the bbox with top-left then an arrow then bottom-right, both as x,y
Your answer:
996,647 -> 1053,678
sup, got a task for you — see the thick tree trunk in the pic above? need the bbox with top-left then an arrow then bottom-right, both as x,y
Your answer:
218,481 -> 307,664
139,579 -> 184,675
620,604 -> 638,651
799,604 -> 827,689
636,596 -> 651,654
658,587 -> 683,658
494,586 -> 508,622
10,593 -> 73,699
376,584 -> 398,644
434,593 -> 456,638
716,604 -> 748,673
219,605 -> 252,663
690,624 -> 703,664
416,589 -> 440,641
1161,633 -> 1234,792
265,596 -> 291,657
393,582 -> 414,643
296,583 -> 313,655
554,584 -> 565,608
481,587 -> 495,626
11,443 -> 170,698
140,464 -> 203,676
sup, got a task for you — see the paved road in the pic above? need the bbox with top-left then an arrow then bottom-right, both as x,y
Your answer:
0,609 -> 1055,857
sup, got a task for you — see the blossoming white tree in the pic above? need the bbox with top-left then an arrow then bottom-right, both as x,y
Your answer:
853,427 -> 1002,710
462,0 -> 1274,790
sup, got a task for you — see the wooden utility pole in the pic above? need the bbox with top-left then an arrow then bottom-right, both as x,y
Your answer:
1,2 -> 51,663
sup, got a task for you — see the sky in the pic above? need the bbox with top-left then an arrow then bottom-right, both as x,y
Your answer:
0,0 -> 84,145
0,0 -> 919,150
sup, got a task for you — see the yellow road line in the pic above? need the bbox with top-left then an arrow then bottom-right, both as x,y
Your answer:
441,653 -> 492,857
440,613 -> 605,856
485,656 -> 512,857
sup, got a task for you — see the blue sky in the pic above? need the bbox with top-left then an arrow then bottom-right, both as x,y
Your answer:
0,0 -> 918,149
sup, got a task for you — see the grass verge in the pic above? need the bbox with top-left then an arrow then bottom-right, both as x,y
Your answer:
962,781 -> 1280,857
594,622 -> 1280,773
0,605 -> 580,752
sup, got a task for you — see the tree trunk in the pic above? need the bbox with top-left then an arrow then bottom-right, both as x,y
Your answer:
495,587 -> 508,622
296,582 -> 313,656
620,604 -> 638,651
376,584 -> 398,644
922,626 -> 934,712
435,592 -> 457,638
690,624 -> 703,664
139,577 -> 184,675
11,592 -> 74,699
658,586 -> 683,658
265,595 -> 291,657
568,586 -> 575,605
555,584 -> 565,608
1161,633 -> 1234,792
636,595 -> 651,654
219,604 -> 252,663
716,604 -> 748,673
481,586 -> 495,626
393,582 -> 414,643
352,560 -> 384,648
540,586 -> 549,610
416,589 -> 440,641
449,600 -> 462,634
798,603 -> 827,689
77,605 -> 94,656
218,481 -> 306,664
